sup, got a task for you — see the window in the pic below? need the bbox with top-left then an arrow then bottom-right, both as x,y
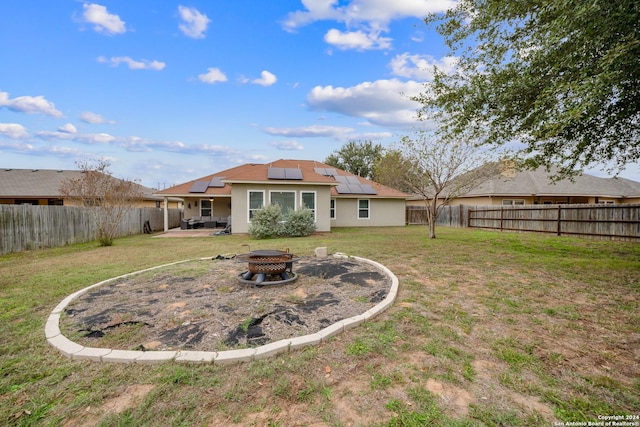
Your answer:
330,199 -> 336,220
358,199 -> 370,219
248,191 -> 264,221
301,191 -> 316,220
200,199 -> 212,217
502,199 -> 525,206
270,191 -> 296,215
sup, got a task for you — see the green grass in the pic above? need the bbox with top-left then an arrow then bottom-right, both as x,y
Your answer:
1,226 -> 639,425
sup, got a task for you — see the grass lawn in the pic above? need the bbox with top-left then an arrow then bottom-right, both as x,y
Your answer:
1,226 -> 638,426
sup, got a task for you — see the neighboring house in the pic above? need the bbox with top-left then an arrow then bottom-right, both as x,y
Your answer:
0,168 -> 179,208
154,159 -> 411,233
408,166 -> 640,207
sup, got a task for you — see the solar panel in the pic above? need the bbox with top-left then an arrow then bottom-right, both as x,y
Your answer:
334,175 -> 349,183
208,176 -> 225,188
267,167 -> 286,179
335,183 -> 377,195
335,184 -> 350,194
268,167 -> 303,180
189,180 -> 209,193
346,176 -> 361,184
359,184 -> 377,194
284,168 -> 303,180
314,167 -> 338,176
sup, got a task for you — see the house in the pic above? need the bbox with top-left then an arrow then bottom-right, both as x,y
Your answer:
408,165 -> 640,207
0,168 -> 179,208
154,159 -> 411,233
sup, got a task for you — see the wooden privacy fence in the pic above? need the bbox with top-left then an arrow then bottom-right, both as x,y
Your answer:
468,204 -> 640,240
0,205 -> 182,255
406,204 -> 640,241
406,205 -> 469,228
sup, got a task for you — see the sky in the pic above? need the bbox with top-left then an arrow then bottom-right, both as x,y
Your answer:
1,1 -> 638,188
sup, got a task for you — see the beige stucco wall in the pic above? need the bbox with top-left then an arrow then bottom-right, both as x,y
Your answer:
331,198 -> 406,228
230,183 -> 332,234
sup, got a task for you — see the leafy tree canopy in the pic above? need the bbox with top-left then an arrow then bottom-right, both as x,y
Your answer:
324,140 -> 384,180
415,0 -> 640,178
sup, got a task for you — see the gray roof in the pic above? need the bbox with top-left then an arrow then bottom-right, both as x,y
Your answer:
464,167 -> 640,199
0,168 -> 162,200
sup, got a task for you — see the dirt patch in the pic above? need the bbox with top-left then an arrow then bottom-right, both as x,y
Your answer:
425,378 -> 475,416
60,256 -> 392,352
64,384 -> 155,427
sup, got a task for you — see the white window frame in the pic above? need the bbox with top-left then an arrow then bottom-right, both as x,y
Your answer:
301,191 -> 317,221
357,199 -> 370,220
269,190 -> 296,215
247,190 -> 264,222
502,199 -> 525,206
330,198 -> 336,220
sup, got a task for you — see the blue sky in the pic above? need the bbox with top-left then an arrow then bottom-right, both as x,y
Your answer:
1,1 -> 638,188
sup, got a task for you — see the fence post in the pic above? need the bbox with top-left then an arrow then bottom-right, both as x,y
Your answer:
557,205 -> 562,236
500,207 -> 504,231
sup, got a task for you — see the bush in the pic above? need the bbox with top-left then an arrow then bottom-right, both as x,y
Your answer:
248,204 -> 284,239
248,205 -> 316,239
282,208 -> 316,237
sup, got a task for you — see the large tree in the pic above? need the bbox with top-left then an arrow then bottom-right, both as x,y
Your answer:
60,159 -> 143,246
415,0 -> 640,178
324,140 -> 384,180
397,131 -> 499,239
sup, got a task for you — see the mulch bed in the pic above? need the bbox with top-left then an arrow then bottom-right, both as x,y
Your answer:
60,256 -> 392,352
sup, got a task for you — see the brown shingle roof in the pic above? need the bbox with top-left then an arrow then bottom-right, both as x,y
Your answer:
155,159 -> 410,198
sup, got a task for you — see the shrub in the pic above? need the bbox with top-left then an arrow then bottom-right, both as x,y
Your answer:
248,205 -> 316,239
282,208 -> 316,237
248,204 -> 284,239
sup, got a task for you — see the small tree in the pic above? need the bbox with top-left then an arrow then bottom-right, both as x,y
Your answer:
60,158 -> 143,246
325,140 -> 384,180
398,131 -> 500,239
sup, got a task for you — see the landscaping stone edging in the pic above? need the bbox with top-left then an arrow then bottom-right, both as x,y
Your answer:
45,254 -> 399,365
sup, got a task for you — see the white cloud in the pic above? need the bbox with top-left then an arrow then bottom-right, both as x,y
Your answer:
0,140 -> 87,158
269,140 -> 304,150
324,28 -> 391,50
390,53 -> 458,80
283,1 -> 456,51
178,5 -> 210,39
80,111 -> 114,124
252,70 -> 278,86
0,123 -> 29,139
264,125 -> 354,138
307,79 -> 423,127
80,3 -> 127,35
119,136 -> 187,152
198,67 -> 228,84
284,0 -> 456,30
76,132 -> 116,144
58,123 -> 77,134
0,91 -> 63,118
97,56 -> 166,70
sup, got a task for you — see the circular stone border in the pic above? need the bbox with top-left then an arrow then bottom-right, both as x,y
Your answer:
45,253 -> 398,365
